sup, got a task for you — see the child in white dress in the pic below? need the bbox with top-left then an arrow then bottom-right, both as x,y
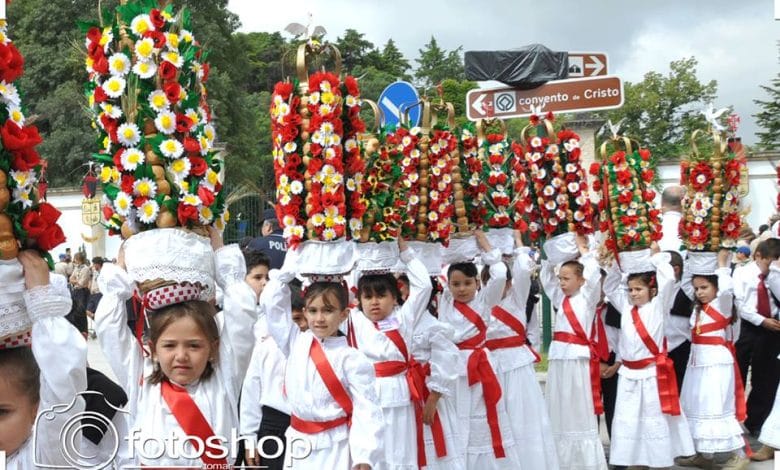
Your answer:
261,249 -> 384,469
603,248 -> 695,468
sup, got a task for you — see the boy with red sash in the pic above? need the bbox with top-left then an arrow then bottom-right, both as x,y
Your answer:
261,247 -> 384,469
602,247 -> 694,468
677,249 -> 750,470
484,229 -> 559,469
438,230 -> 523,469
539,232 -> 607,470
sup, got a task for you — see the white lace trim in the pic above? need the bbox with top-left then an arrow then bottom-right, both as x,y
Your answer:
23,284 -> 71,322
0,297 -> 30,340
129,265 -> 215,299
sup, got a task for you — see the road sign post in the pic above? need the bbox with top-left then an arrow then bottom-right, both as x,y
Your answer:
567,52 -> 608,77
466,75 -> 624,121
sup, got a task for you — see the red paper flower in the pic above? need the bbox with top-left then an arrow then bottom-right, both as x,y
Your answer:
0,42 -> 24,83
690,162 -> 713,192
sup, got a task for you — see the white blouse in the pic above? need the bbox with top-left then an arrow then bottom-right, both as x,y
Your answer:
487,246 -> 538,372
94,244 -> 257,466
682,267 -> 736,366
541,252 -> 601,360
604,252 -> 676,380
410,312 -> 460,397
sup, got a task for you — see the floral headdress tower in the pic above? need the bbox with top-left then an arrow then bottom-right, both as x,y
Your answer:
270,37 -> 369,275
521,110 -> 594,262
590,123 -> 662,266
680,113 -> 746,271
83,0 -> 225,300
0,5 -> 66,347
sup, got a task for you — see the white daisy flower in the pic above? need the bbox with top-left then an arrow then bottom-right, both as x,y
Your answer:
133,60 -> 157,79
179,30 -> 194,43
117,123 -> 141,147
181,193 -> 202,206
7,105 -> 24,126
199,135 -> 212,155
0,81 -> 20,106
191,61 -> 203,80
102,76 -> 126,98
134,37 -> 156,60
161,51 -> 183,68
281,215 -> 296,227
184,108 -> 200,126
155,110 -> 177,135
165,33 -> 180,50
114,191 -> 133,216
169,158 -> 192,180
283,142 -> 297,154
199,206 -> 214,225
349,218 -> 362,232
108,53 -> 131,76
203,124 -> 216,142
148,90 -> 170,112
138,199 -> 160,224
322,228 -> 337,241
290,180 -> 304,195
530,137 -> 542,148
100,103 -> 122,120
12,188 -> 32,208
120,148 -> 145,171
159,139 -> 184,159
130,15 -> 154,36
133,177 -> 157,198
9,170 -> 35,189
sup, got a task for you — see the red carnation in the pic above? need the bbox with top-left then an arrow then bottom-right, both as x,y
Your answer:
274,81 -> 294,100
86,27 -> 102,45
93,53 -> 109,75
165,82 -> 182,105
176,114 -> 193,133
159,61 -> 177,82
618,191 -> 633,205
94,86 -> 109,104
1,121 -> 42,150
184,137 -> 200,153
189,156 -> 207,176
197,186 -> 215,207
120,175 -> 135,194
641,169 -> 654,183
0,42 -> 24,83
589,162 -> 601,176
22,211 -> 47,237
344,75 -> 360,97
150,9 -> 166,29
144,30 -> 166,49
201,63 -> 210,83
177,204 -> 199,226
36,224 -> 66,251
102,204 -> 114,221
11,147 -> 41,171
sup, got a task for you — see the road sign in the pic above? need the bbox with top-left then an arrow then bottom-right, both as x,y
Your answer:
567,52 -> 608,77
378,81 -> 420,128
466,76 -> 623,121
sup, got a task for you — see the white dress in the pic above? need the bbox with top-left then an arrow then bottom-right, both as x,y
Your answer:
6,283 -> 88,470
94,244 -> 258,467
603,252 -> 695,467
410,312 -> 466,470
487,246 -> 559,470
540,252 -> 607,470
262,269 -> 384,469
437,248 -> 522,470
679,267 -> 745,453
348,248 -> 432,470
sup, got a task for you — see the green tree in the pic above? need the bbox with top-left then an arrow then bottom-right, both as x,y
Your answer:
415,36 -> 464,89
439,79 -> 478,128
335,29 -> 374,73
754,74 -> 780,150
599,57 -> 717,159
379,39 -> 411,80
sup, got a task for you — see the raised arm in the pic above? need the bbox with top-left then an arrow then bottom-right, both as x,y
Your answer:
603,260 -> 629,314
94,251 -> 144,403
397,238 -> 434,333
651,251 -> 675,315
476,230 -> 508,308
714,249 -> 734,315
509,230 -> 534,309
259,249 -> 299,357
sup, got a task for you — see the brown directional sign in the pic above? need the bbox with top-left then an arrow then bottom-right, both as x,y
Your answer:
466,76 -> 623,121
568,52 -> 608,77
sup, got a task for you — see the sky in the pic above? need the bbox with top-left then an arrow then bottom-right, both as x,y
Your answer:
227,0 -> 779,145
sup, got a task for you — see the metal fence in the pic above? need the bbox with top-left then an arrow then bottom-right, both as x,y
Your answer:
222,191 -> 273,245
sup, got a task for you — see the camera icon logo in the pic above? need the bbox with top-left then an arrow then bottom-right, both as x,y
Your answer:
33,390 -> 129,469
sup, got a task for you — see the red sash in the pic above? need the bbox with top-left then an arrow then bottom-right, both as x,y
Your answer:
621,306 -> 681,416
409,361 -> 448,460
291,337 -> 353,434
552,297 -> 604,415
160,381 -> 228,467
373,326 -> 430,467
593,304 -> 611,363
485,305 -> 541,363
453,301 -> 506,459
691,304 -> 747,422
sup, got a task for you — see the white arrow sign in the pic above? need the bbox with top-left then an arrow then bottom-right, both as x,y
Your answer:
585,55 -> 605,76
471,93 -> 487,117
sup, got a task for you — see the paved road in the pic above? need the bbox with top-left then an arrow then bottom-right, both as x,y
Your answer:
87,337 -> 776,469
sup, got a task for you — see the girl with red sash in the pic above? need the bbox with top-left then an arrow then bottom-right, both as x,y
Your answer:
94,229 -> 259,468
483,230 -> 559,470
261,249 -> 384,469
677,249 -> 750,469
438,230 -> 522,469
539,233 -> 607,470
602,248 -> 694,468
348,238 -> 436,469
409,308 -> 465,470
